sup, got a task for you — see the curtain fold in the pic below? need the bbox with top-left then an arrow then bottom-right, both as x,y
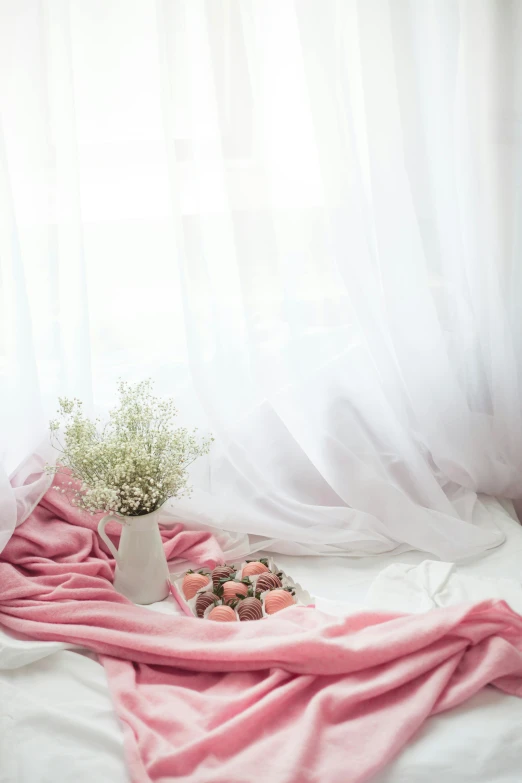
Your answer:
1,0 -> 521,558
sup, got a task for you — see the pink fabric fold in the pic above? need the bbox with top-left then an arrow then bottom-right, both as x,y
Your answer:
1,491 -> 522,783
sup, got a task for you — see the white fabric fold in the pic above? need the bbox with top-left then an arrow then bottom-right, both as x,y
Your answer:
367,560 -> 522,615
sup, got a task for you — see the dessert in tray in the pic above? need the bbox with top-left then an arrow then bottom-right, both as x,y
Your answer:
171,558 -> 313,621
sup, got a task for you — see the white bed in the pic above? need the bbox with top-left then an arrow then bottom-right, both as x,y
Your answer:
2,496 -> 522,783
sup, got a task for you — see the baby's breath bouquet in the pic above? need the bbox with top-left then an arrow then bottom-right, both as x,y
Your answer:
47,379 -> 212,516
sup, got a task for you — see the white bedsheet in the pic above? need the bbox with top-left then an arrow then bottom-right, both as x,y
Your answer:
2,496 -> 522,783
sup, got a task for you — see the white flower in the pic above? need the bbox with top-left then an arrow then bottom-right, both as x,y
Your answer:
46,379 -> 212,517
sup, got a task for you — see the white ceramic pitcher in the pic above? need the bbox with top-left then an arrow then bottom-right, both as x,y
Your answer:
98,507 -> 170,605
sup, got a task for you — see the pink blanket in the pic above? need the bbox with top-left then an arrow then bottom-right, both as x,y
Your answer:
1,490 -> 522,783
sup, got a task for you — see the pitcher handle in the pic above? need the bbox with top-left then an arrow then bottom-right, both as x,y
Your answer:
98,513 -> 124,568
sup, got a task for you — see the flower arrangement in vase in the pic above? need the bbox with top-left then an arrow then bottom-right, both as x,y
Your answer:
46,379 -> 212,604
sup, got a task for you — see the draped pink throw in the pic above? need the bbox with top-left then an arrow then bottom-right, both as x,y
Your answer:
2,487 -> 522,783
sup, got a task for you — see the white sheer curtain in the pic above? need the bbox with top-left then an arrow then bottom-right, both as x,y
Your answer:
1,0 -> 521,558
